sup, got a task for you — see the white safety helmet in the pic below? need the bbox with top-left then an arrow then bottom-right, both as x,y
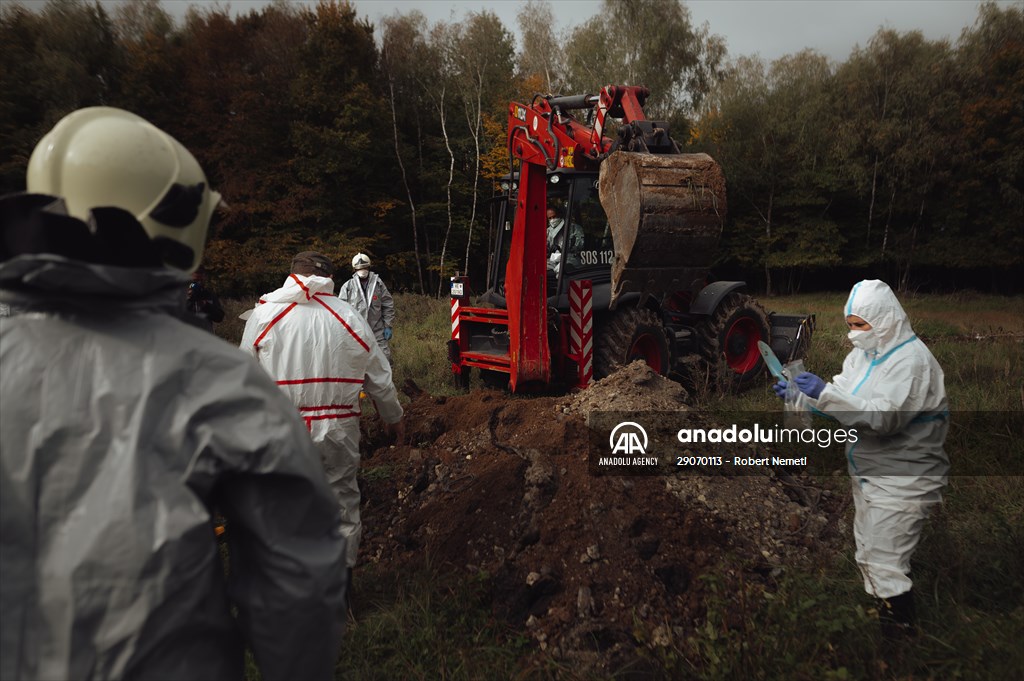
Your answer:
26,107 -> 221,272
352,253 -> 371,271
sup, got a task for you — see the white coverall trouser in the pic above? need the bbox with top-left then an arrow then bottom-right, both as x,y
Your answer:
851,480 -> 942,598
317,424 -> 363,566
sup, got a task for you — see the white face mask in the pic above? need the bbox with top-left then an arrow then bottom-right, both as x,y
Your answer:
848,328 -> 879,350
548,218 -> 560,229
356,269 -> 370,279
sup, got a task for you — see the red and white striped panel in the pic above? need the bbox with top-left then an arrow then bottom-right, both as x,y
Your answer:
450,296 -> 460,341
591,87 -> 610,148
569,280 -> 593,389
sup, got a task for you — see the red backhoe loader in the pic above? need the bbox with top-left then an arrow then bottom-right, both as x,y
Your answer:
449,85 -> 813,393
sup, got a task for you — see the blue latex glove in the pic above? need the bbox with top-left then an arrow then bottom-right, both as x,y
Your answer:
794,372 -> 826,399
772,380 -> 788,399
383,327 -> 393,341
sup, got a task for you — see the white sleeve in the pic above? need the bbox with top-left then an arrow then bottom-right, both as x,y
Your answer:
830,351 -> 859,393
337,280 -> 356,306
239,312 -> 266,359
378,280 -> 395,328
815,355 -> 929,435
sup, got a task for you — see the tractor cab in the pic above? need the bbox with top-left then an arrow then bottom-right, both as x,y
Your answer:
481,169 -> 622,313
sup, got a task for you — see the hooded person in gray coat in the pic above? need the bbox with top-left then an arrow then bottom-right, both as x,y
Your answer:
338,252 -> 395,363
0,108 -> 347,681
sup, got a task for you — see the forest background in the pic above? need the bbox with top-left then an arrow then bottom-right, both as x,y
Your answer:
2,0 -> 1021,298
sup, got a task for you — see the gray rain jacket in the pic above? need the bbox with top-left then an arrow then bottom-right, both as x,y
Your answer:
0,255 -> 347,681
337,271 -> 394,348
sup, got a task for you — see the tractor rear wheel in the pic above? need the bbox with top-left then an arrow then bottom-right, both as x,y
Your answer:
595,307 -> 670,378
695,292 -> 769,392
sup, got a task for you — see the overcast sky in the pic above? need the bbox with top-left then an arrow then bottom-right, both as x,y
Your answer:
21,0 -> 1016,63
352,0 -> 1007,62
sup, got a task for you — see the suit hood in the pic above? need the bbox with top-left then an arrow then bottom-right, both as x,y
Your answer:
844,279 -> 915,355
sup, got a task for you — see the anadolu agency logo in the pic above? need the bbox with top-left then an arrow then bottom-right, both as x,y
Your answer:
609,421 -> 649,455
594,420 -> 660,471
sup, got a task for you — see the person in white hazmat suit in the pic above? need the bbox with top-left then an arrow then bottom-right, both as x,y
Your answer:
240,251 -> 404,600
338,252 -> 395,363
0,108 -> 347,681
773,279 -> 949,636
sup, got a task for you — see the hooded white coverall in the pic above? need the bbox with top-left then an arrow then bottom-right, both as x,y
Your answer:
798,279 -> 949,598
338,271 -> 395,362
0,247 -> 347,680
241,274 -> 403,568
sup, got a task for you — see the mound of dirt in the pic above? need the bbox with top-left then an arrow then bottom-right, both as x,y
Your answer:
358,366 -> 847,672
562,360 -> 689,415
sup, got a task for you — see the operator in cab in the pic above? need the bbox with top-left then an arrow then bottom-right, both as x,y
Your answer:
546,203 -> 584,274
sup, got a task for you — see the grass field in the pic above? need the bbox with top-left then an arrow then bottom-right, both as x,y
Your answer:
220,291 -> 1024,680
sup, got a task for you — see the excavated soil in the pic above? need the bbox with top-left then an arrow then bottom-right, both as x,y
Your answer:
358,362 -> 849,672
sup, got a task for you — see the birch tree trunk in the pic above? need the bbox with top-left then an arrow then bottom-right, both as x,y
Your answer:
881,184 -> 896,258
387,79 -> 424,293
436,84 -> 456,296
899,198 -> 925,293
463,70 -> 483,276
866,156 -> 879,247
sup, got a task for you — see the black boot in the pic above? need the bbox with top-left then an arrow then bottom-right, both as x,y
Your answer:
879,590 -> 916,640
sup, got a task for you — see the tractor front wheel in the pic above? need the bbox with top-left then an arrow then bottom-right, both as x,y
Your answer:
695,292 -> 769,392
595,307 -> 670,379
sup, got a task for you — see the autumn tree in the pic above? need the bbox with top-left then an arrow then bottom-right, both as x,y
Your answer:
170,4 -> 310,290
111,0 -> 182,127
290,1 -> 379,234
563,0 -> 725,129
697,51 -> 842,294
515,0 -> 565,93
0,0 -> 121,191
418,20 -> 460,294
452,10 -> 515,276
3,0 -> 1019,295
931,1 -> 1024,275
833,31 -> 948,262
380,11 -> 430,292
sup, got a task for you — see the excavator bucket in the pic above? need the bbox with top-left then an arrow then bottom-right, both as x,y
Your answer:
598,151 -> 727,309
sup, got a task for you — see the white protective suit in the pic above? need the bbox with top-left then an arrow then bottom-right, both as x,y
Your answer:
241,273 -> 403,567
0,250 -> 347,680
337,271 -> 395,362
799,279 -> 949,598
